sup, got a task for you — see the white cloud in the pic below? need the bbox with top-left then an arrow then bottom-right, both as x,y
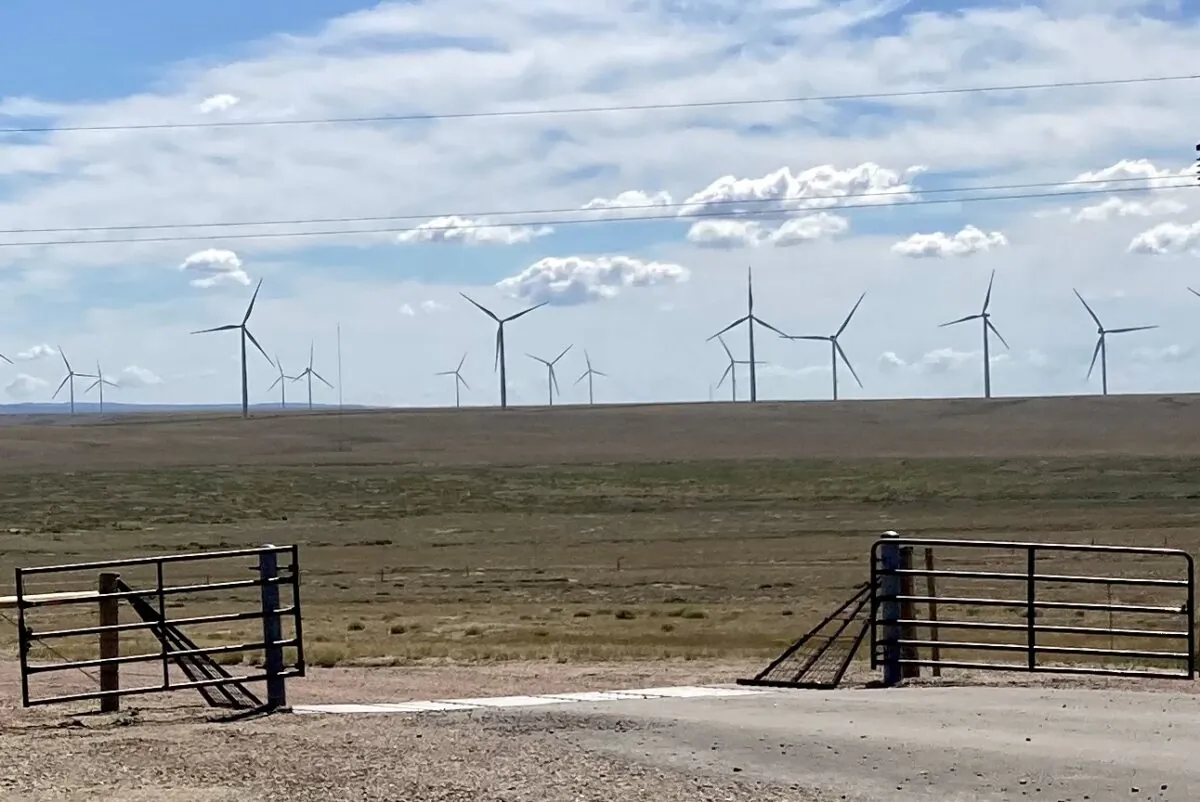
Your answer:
1067,158 -> 1194,192
581,190 -> 673,219
119,366 -> 163,387
878,348 -> 1008,374
1128,221 -> 1200,255
687,213 -> 848,249
419,300 -> 446,313
399,303 -> 415,316
5,374 -> 47,399
892,226 -> 1008,258
496,255 -> 689,305
1132,344 -> 1193,363
1072,196 -> 1187,222
179,249 -> 251,288
197,94 -> 240,114
396,216 -> 553,246
15,343 -> 57,361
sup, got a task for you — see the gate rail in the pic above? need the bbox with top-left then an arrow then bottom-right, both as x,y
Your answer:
870,536 -> 1195,686
11,544 -> 305,711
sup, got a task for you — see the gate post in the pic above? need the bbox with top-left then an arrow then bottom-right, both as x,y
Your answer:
98,572 -> 121,713
879,532 -> 902,687
258,546 -> 287,710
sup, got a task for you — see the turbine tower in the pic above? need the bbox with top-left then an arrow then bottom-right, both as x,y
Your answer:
291,341 -> 334,411
574,350 -> 607,405
707,266 -> 785,402
714,335 -> 764,402
460,293 -> 545,409
1074,289 -> 1157,396
526,345 -> 571,406
939,270 -> 1008,398
52,348 -> 95,416
192,278 -> 273,419
436,352 -> 470,408
267,355 -> 296,409
84,361 -> 118,413
781,292 -> 866,400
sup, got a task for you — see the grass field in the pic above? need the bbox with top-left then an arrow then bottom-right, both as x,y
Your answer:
2,395 -> 1199,677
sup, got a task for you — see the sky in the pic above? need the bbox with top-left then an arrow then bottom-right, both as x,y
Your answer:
1,0 -> 1200,409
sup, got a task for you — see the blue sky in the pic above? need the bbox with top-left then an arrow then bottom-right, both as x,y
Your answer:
0,0 -> 1199,408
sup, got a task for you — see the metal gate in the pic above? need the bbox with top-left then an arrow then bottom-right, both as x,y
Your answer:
870,535 -> 1195,685
9,544 -> 305,711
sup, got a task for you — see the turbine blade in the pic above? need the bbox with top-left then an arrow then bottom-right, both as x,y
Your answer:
575,370 -> 588,385
716,363 -> 732,389
1107,325 -> 1158,334
584,350 -> 593,370
461,292 -> 500,322
986,319 -> 1010,349
592,370 -> 608,377
526,353 -> 550,366
52,374 -> 69,399
706,316 -> 749,342
835,341 -> 863,388
746,265 -> 754,312
85,379 -> 100,392
752,316 -> 788,338
1073,289 -> 1103,328
458,375 -> 469,390
785,335 -> 831,342
59,347 -> 70,373
503,301 -> 548,323
982,269 -> 996,313
104,379 -> 118,388
1190,287 -> 1200,299
244,328 -> 273,366
435,370 -> 456,376
1086,336 -> 1103,379
243,277 -> 264,324
836,291 -> 867,337
0,353 -> 10,364
457,352 -> 467,371
551,367 -> 560,395
268,376 -> 282,390
192,324 -> 240,334
494,329 -> 501,371
939,313 -> 981,327
553,344 -> 572,363
309,340 -> 315,369
717,335 -> 733,360
312,370 -> 334,388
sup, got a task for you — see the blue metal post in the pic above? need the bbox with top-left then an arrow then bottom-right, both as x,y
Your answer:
879,531 -> 902,687
258,546 -> 287,710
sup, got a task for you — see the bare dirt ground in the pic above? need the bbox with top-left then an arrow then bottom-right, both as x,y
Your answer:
2,396 -> 1199,799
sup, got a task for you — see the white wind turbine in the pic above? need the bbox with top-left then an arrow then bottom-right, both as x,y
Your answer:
1075,289 -> 1157,396
781,292 -> 866,400
290,341 -> 334,410
574,350 -> 607,405
460,294 -> 546,409
939,270 -> 1008,398
526,345 -> 572,406
714,335 -> 764,402
436,353 -> 470,407
267,355 -> 297,409
84,361 -> 119,413
52,348 -> 95,416
192,278 -> 273,419
707,266 -> 785,402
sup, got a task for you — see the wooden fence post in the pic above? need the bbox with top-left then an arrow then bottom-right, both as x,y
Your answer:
98,572 -> 120,713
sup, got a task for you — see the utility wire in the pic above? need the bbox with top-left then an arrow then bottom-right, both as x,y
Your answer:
1,73 -> 1197,135
0,174 -> 1183,237
0,182 -> 1192,250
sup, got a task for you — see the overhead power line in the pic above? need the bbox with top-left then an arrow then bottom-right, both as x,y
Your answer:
1,73 -> 1197,135
0,180 -> 1191,249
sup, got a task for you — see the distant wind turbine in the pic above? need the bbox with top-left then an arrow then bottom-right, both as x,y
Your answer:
0,351 -> 10,365
52,348 -> 94,416
291,341 -> 333,410
574,350 -> 607,405
714,335 -> 764,402
527,345 -> 572,406
1074,289 -> 1157,396
84,361 -> 118,413
781,292 -> 866,400
192,278 -> 273,419
707,266 -> 785,402
267,355 -> 296,409
460,293 -> 545,409
939,270 -> 1009,399
436,353 -> 470,407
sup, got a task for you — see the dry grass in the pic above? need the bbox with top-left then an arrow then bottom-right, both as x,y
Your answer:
1,395 -> 1199,679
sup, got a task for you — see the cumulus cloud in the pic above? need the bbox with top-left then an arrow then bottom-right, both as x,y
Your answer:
496,255 -> 689,305
197,94 -> 240,113
396,216 -> 552,245
878,348 -> 1006,374
679,163 -> 923,218
119,366 -> 163,387
179,249 -> 251,288
5,373 -> 47,399
400,300 -> 446,316
581,190 -> 673,219
1127,221 -> 1200,255
1068,159 -> 1194,192
687,213 -> 848,249
1072,196 -> 1187,223
892,225 -> 1008,258
15,343 -> 56,361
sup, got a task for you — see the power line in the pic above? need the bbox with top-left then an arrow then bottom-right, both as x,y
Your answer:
2,73 -> 1197,135
0,182 -> 1191,249
0,174 -> 1180,237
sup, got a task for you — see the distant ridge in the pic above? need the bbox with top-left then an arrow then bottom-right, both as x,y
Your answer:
0,401 -> 370,415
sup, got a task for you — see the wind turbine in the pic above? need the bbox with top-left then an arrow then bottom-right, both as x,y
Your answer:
436,352 -> 470,407
0,351 -> 10,365
460,293 -> 545,409
781,292 -> 866,400
714,335 -> 764,402
192,278 -> 273,419
84,361 -> 118,413
52,348 -> 95,416
267,355 -> 296,409
574,350 -> 607,405
939,270 -> 1008,398
707,266 -> 785,402
1074,289 -> 1157,396
290,341 -> 333,410
526,345 -> 572,406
